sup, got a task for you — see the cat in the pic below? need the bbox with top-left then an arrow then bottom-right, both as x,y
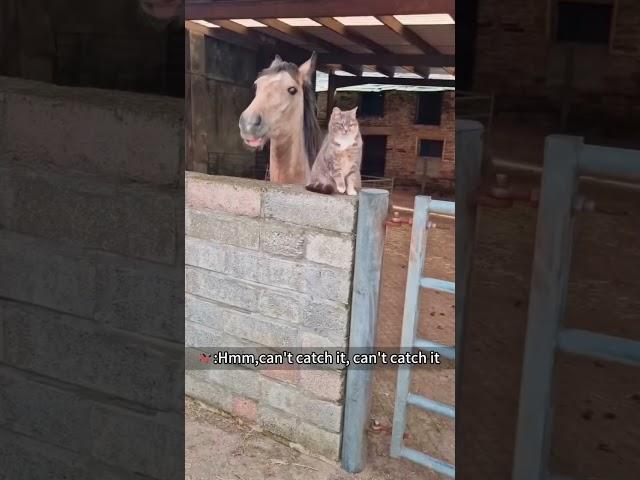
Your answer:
306,106 -> 363,196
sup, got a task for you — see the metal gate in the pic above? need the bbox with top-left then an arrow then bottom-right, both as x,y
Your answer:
512,135 -> 640,479
390,196 -> 456,477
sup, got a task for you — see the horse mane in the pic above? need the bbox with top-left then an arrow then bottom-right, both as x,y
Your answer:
258,59 -> 321,167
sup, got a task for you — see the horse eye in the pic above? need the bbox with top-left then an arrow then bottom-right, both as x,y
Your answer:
288,86 -> 298,95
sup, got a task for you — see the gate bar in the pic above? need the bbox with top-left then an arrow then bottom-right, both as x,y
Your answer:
415,338 -> 455,360
397,447 -> 455,478
407,393 -> 456,418
421,277 -> 456,293
579,143 -> 640,180
557,329 -> 640,367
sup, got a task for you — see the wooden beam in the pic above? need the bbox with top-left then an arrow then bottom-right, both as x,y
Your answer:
376,15 -> 439,54
333,75 -> 454,89
186,0 -> 455,20
311,17 -> 395,77
187,21 -> 330,73
259,18 -> 362,75
317,53 -> 454,67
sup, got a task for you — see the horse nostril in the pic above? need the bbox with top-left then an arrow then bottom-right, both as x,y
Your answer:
254,114 -> 262,127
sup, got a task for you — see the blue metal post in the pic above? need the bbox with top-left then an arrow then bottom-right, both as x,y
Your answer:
341,188 -> 389,473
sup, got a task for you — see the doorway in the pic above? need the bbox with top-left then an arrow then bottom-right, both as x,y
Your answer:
362,135 -> 388,177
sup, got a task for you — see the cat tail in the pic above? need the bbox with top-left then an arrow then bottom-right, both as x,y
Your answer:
305,182 -> 335,195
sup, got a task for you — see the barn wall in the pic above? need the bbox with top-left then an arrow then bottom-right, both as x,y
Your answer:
473,0 -> 640,121
185,173 -> 357,460
0,76 -> 184,478
317,90 -> 456,191
186,32 -> 257,176
0,0 -> 183,96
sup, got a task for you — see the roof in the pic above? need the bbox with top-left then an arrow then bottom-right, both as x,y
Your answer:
185,0 -> 455,86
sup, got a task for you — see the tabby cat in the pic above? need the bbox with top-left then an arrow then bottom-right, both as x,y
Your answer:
306,106 -> 362,196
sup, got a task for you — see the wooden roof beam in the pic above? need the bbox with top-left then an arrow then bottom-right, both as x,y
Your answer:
311,16 -> 395,77
376,15 -> 439,55
317,53 -> 454,67
186,0 -> 455,20
259,18 -> 362,76
333,75 -> 454,89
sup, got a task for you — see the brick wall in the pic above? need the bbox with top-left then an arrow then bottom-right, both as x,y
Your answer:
473,0 -> 640,120
185,173 -> 357,460
0,77 -> 184,478
317,90 -> 455,190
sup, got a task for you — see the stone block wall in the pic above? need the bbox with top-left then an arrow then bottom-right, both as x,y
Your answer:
0,77 -> 184,478
185,173 -> 358,460
317,89 -> 455,190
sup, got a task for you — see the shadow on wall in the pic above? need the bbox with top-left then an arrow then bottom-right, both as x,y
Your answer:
0,0 -> 184,96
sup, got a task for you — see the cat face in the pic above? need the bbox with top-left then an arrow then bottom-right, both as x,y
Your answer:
330,107 -> 359,137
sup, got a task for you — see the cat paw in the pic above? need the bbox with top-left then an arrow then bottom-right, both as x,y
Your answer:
346,188 -> 358,196
336,184 -> 347,193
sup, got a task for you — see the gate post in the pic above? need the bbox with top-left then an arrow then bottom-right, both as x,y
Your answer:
341,188 -> 389,473
455,120 -> 484,389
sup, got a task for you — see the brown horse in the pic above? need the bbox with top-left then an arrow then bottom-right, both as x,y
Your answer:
238,53 -> 321,185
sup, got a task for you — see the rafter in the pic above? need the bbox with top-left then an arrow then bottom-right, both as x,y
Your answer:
259,18 -> 362,76
186,0 -> 455,20
376,15 -> 439,55
317,53 -> 454,67
332,75 -> 454,89
311,17 -> 395,77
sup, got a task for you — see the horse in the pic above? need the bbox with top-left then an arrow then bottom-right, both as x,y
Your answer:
238,53 -> 321,185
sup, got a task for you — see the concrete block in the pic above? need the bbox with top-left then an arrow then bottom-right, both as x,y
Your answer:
185,266 -> 261,311
0,232 -> 96,318
95,258 -> 183,342
2,165 -> 176,264
258,290 -> 304,324
305,232 -> 355,270
186,372 -> 233,411
260,377 -> 342,432
0,366 -> 91,453
185,208 -> 260,250
224,314 -> 298,349
186,173 -> 262,217
1,79 -> 183,185
260,220 -> 305,258
259,377 -> 299,413
294,421 -> 342,460
2,301 -> 183,412
257,405 -> 298,441
261,368 -> 300,385
185,293 -> 247,331
300,331 -> 348,350
185,236 -> 260,281
299,370 -> 345,402
304,264 -> 352,304
263,186 -> 357,234
185,320 -> 223,348
258,257 -> 306,291
90,405 -> 183,480
303,301 -> 351,339
208,368 -> 261,401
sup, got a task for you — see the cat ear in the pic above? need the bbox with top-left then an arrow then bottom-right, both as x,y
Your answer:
331,106 -> 341,116
298,52 -> 317,84
270,55 -> 283,68
350,106 -> 358,116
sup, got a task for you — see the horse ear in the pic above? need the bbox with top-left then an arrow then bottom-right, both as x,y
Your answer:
298,52 -> 317,83
270,55 -> 283,67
